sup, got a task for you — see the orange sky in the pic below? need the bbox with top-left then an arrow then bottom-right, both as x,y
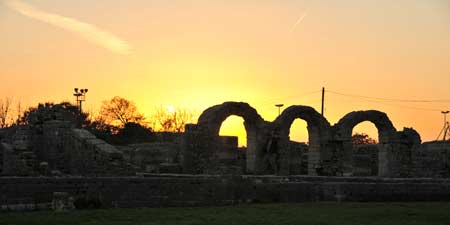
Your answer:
1,0 -> 450,146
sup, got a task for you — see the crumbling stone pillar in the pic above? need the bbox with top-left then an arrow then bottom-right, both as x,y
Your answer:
182,124 -> 219,173
273,106 -> 332,176
41,120 -> 72,171
378,128 -> 420,177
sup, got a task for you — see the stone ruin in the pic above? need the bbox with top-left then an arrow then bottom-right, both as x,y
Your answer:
0,101 -> 449,178
1,101 -> 450,210
183,101 -> 449,178
0,103 -> 134,176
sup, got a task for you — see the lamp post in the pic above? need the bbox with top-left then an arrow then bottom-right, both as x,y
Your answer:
442,111 -> 449,125
73,88 -> 88,114
275,104 -> 284,116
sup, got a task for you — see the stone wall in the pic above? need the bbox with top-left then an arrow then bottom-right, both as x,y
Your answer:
120,142 -> 181,173
1,142 -> 35,176
1,120 -> 131,176
63,129 -> 131,176
352,144 -> 378,176
412,141 -> 450,177
186,102 -> 429,177
182,124 -> 246,174
1,126 -> 37,176
1,175 -> 450,210
39,120 -> 72,171
182,124 -> 218,174
286,141 -> 308,175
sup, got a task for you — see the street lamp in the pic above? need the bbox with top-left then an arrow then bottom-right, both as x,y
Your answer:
442,111 -> 449,124
275,104 -> 284,116
73,88 -> 88,114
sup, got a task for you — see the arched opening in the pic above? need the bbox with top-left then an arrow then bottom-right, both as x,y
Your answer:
288,119 -> 309,174
351,121 -> 379,176
196,102 -> 264,173
218,115 -> 247,171
289,119 -> 309,143
219,116 -> 247,147
335,110 -> 397,176
273,106 -> 331,175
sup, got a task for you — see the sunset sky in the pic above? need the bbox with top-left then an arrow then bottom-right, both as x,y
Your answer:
1,0 -> 450,146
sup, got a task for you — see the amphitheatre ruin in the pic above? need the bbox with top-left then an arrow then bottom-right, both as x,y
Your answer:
1,101 -> 450,210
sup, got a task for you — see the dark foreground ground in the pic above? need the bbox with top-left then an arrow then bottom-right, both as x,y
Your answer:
1,202 -> 450,225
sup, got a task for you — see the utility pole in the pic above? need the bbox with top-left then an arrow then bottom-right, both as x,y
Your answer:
321,87 -> 325,116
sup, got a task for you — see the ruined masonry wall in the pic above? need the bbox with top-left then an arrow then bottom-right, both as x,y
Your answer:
1,120 -> 131,176
63,128 -> 130,176
1,175 -> 450,210
412,142 -> 450,178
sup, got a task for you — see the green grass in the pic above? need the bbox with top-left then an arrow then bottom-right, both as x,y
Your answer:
1,203 -> 450,225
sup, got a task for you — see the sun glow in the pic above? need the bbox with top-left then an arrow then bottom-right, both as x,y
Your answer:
165,105 -> 175,114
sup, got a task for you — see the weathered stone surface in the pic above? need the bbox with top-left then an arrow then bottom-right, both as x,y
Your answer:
52,192 -> 74,212
412,141 -> 450,177
1,101 -> 448,180
1,142 -> 35,176
1,175 -> 450,211
184,103 -> 434,178
123,142 -> 180,173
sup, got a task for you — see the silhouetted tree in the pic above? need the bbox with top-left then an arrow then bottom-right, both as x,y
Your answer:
0,97 -> 12,128
87,120 -> 155,145
152,106 -> 196,132
99,96 -> 144,128
15,100 -> 24,126
115,122 -> 156,144
352,133 -> 377,145
18,101 -> 88,127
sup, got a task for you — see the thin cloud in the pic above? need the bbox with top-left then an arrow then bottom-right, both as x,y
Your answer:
290,8 -> 309,33
5,0 -> 132,55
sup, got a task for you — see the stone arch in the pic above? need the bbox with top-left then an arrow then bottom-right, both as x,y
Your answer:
196,102 -> 266,173
334,110 -> 397,176
198,102 -> 264,135
272,105 -> 332,175
335,110 -> 396,143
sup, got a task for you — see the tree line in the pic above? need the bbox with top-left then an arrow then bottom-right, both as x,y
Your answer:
1,97 -> 377,145
0,96 -> 197,144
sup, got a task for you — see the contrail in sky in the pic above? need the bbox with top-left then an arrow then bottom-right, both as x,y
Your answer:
5,0 -> 132,55
289,8 -> 309,33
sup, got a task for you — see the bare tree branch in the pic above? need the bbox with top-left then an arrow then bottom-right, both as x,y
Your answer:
0,97 -> 12,128
99,96 -> 144,128
151,106 -> 197,132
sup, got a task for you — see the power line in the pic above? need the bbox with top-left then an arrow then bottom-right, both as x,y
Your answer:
329,94 -> 443,112
256,88 -> 447,113
258,90 -> 322,106
327,90 -> 450,103
327,90 -> 445,112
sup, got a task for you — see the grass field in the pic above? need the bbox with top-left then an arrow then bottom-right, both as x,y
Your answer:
1,202 -> 450,225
